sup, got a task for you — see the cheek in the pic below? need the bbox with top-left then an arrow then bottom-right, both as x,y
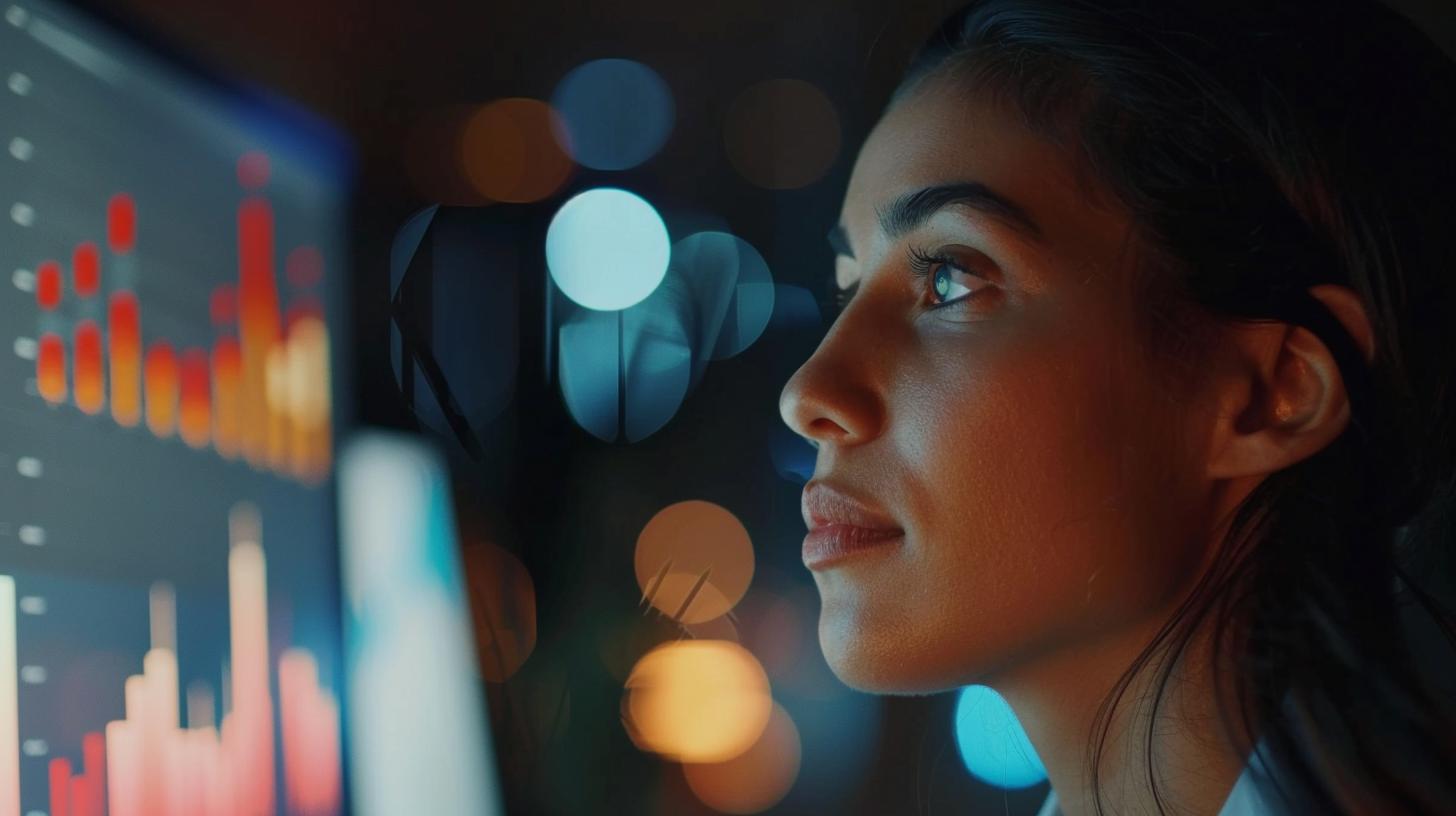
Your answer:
822,318 -> 1201,689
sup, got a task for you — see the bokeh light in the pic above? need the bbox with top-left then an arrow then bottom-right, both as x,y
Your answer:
389,207 -> 520,448
683,702 -> 801,814
670,231 -> 776,362
460,541 -> 536,682
724,78 -> 840,190
460,97 -> 574,203
551,58 -> 674,171
547,187 -> 670,311
557,290 -> 693,443
765,283 -> 823,335
635,500 -> 755,625
557,308 -> 621,441
954,685 -> 1047,789
624,640 -> 772,763
621,280 -> 693,442
734,577 -> 881,807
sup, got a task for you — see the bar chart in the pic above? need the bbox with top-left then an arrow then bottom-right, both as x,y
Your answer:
1,1 -> 352,814
0,505 -> 343,816
25,170 -> 333,485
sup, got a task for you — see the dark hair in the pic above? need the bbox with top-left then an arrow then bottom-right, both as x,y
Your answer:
895,1 -> 1456,813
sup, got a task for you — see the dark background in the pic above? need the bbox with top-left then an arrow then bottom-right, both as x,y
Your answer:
61,1 -> 1456,814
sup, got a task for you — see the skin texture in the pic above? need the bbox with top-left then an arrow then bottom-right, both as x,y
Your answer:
778,74 -> 1374,815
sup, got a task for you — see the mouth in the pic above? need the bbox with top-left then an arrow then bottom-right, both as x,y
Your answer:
801,480 -> 904,571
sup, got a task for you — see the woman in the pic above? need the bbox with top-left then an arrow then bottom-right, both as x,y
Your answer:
779,1 -> 1456,813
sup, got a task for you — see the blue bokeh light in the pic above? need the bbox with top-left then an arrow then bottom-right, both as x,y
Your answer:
546,188 -> 670,311
954,685 -> 1048,790
551,58 -> 674,171
669,231 -> 776,362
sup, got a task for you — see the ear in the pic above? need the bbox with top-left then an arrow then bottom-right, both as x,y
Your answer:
1204,284 -> 1374,480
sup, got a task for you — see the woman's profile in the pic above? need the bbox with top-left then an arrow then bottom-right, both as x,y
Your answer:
779,1 -> 1456,813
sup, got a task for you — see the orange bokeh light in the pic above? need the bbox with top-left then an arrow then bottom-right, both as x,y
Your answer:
624,640 -> 771,764
683,702 -> 801,814
461,98 -> 574,203
461,541 -> 537,682
635,500 -> 755,626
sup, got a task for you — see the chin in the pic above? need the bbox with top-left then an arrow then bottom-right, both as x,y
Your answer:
817,609 -> 974,696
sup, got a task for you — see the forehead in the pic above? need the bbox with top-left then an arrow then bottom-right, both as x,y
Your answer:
842,77 -> 1130,264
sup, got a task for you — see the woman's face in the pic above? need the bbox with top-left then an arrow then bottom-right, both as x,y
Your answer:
779,76 -> 1220,694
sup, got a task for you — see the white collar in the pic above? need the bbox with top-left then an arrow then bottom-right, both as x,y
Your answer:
1033,738 -> 1281,816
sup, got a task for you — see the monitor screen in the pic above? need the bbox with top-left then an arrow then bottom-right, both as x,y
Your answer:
0,2 -> 350,814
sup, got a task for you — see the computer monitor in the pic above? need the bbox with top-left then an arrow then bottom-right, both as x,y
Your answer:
0,1 -> 350,814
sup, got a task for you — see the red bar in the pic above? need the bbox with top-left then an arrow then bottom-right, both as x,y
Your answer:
108,193 -> 136,255
108,292 -> 141,427
82,731 -> 106,816
37,333 -> 66,404
48,757 -> 70,816
212,338 -> 242,459
74,321 -> 104,415
36,260 -> 61,310
67,775 -> 87,816
144,342 -> 178,438
238,197 -> 280,467
179,348 -> 211,449
73,242 -> 100,298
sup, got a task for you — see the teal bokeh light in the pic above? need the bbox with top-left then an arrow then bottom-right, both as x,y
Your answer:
551,58 -> 674,171
546,188 -> 670,311
954,685 -> 1048,789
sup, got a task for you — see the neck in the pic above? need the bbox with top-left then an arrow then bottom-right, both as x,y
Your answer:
1001,611 -> 1249,815
997,482 -> 1265,816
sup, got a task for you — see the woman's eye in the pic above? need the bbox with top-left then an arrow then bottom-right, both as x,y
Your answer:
908,248 -> 989,309
930,263 -> 975,305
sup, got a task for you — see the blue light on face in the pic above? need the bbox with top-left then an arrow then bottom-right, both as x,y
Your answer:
954,685 -> 1048,789
551,58 -> 674,171
546,188 -> 670,311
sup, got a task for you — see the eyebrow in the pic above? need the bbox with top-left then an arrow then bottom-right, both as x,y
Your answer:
826,181 -> 1045,259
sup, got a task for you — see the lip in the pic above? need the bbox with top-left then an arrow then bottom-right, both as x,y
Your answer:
801,481 -> 904,570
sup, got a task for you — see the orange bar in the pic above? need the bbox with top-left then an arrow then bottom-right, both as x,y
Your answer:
37,333 -> 66,404
108,193 -> 136,255
74,321 -> 104,415
144,342 -> 178,438
265,341 -> 290,471
238,198 -> 280,468
212,338 -> 242,458
179,349 -> 211,449
108,292 -> 141,427
48,757 -> 70,816
73,242 -> 100,298
36,260 -> 61,310
284,315 -> 331,483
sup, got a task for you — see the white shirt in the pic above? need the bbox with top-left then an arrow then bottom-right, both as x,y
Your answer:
1033,739 -> 1284,816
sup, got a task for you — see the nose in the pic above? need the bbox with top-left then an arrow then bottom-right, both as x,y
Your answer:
778,318 -> 886,449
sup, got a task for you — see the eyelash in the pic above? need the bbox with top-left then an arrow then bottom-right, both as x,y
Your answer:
832,246 -> 992,314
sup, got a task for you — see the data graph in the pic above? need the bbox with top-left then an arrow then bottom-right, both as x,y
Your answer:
0,504 -> 343,816
1,1 -> 351,813
23,172 -> 333,485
